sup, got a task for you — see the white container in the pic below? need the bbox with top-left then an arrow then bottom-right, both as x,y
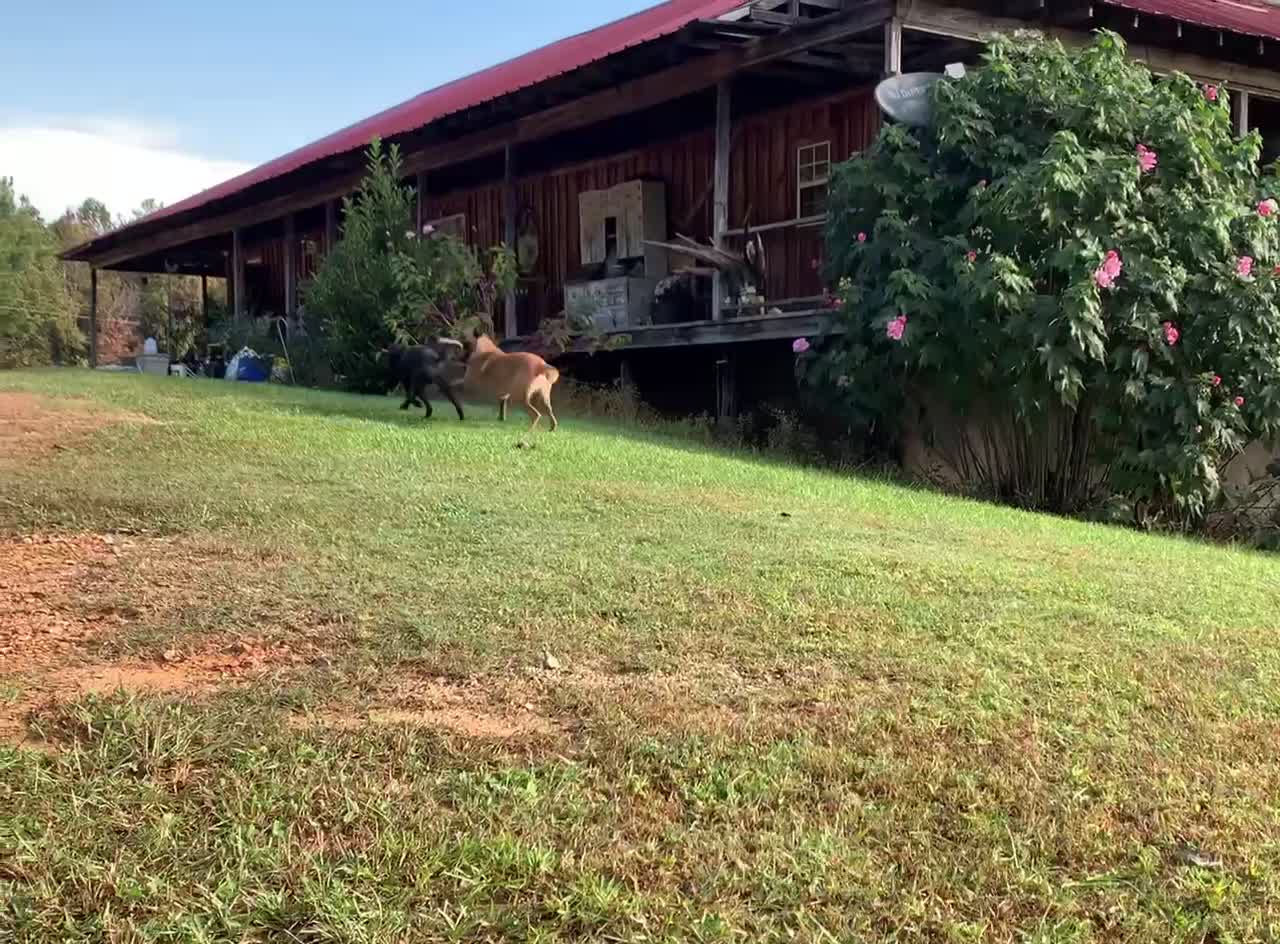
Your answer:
136,354 -> 171,376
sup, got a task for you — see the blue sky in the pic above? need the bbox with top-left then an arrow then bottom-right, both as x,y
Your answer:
1,0 -> 657,218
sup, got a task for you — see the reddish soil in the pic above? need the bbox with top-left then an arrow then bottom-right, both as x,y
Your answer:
0,534 -> 304,748
0,392 -> 154,462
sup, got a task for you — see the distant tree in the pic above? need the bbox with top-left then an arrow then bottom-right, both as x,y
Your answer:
0,177 -> 85,367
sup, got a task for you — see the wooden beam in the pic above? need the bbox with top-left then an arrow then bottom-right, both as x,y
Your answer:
415,171 -> 427,234
898,0 -> 1280,96
324,199 -> 338,253
715,354 -> 737,425
1237,90 -> 1251,136
76,3 -> 893,271
89,267 -> 98,368
283,212 -> 297,316
712,80 -> 731,323
232,228 -> 245,318
885,15 -> 903,75
201,274 -> 208,330
503,144 -> 518,339
167,276 -> 175,356
503,309 -> 845,353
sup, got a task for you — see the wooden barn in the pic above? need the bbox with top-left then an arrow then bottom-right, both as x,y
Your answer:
63,0 -> 1280,417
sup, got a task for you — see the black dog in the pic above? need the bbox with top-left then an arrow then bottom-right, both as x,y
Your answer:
383,340 -> 467,420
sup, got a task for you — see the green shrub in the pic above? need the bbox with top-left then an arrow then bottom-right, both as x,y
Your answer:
809,31 -> 1280,517
305,139 -> 514,393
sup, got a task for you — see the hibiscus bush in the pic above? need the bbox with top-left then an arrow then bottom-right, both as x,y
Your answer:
807,30 -> 1280,517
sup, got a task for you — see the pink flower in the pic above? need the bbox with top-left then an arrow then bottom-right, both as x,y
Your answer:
1136,144 -> 1158,174
1095,250 -> 1122,289
1259,199 -> 1279,218
1213,374 -> 1223,387
977,179 -> 988,188
966,250 -> 978,263
836,375 -> 851,388
422,223 -> 436,235
1204,84 -> 1219,102
828,296 -> 844,309
792,338 -> 811,354
1162,321 -> 1180,346
810,258 -> 822,271
1235,396 -> 1246,408
886,314 -> 908,341
856,232 -> 867,243
1237,256 -> 1254,278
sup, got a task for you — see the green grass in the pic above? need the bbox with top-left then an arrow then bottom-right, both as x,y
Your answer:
2,368 -> 1280,942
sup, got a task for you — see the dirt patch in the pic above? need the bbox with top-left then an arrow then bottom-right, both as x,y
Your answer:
0,533 -> 305,748
295,677 -> 559,740
0,392 -> 155,461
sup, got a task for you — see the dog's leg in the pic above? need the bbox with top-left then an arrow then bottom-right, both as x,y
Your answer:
439,381 -> 465,421
498,397 -> 509,422
538,389 -> 558,432
414,377 -> 433,418
399,383 -> 414,411
524,393 -> 543,432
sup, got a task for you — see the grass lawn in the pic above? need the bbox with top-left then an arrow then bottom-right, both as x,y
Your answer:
2,368 -> 1280,943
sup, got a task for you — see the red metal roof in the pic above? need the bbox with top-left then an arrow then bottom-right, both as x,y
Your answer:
129,0 -> 745,232
1103,0 -> 1280,42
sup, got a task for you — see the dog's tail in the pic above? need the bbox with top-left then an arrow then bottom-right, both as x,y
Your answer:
542,364 -> 561,385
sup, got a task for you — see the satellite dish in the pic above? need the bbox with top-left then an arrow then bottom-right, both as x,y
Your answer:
874,72 -> 943,127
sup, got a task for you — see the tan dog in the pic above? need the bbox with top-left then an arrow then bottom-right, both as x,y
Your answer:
463,334 -> 561,431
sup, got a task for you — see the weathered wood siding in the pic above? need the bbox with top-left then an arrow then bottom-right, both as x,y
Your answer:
422,86 -> 878,332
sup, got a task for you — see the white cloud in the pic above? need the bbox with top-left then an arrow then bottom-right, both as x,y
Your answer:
0,118 -> 252,222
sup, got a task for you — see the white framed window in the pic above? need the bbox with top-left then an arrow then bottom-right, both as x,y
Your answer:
797,141 -> 832,219
424,213 -> 466,240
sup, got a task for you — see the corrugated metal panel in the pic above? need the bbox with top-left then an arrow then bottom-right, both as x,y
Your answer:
1103,0 -> 1280,41
111,0 -> 747,237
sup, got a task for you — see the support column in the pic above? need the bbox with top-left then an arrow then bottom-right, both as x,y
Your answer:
884,16 -> 903,76
324,200 -> 338,254
89,266 -> 98,368
284,213 -> 297,316
503,144 -> 518,338
715,353 -> 736,426
232,228 -> 245,318
166,277 -> 175,356
1237,90 -> 1251,137
201,274 -> 208,324
416,172 -> 428,235
712,80 -> 731,322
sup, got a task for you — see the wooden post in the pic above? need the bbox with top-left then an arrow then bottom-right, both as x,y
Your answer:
884,16 -> 903,75
232,228 -> 245,318
201,274 -> 208,323
89,266 -> 98,368
283,213 -> 297,316
715,354 -> 736,425
503,144 -> 518,338
166,276 -> 175,356
712,80 -> 731,322
416,172 -> 427,235
1237,90 -> 1251,137
324,200 -> 338,253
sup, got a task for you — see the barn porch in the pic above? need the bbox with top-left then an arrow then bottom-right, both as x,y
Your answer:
62,0 -> 1280,417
